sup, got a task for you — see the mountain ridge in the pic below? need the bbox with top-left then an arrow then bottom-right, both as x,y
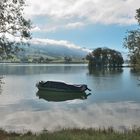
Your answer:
19,38 -> 91,58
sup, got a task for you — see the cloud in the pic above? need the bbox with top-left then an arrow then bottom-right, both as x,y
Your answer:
65,22 -> 85,29
31,21 -> 85,33
25,0 -> 140,26
31,25 -> 58,33
1,101 -> 140,132
30,38 -> 91,52
31,26 -> 41,32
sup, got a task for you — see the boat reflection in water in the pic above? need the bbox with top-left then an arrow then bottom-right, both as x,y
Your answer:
36,90 -> 91,102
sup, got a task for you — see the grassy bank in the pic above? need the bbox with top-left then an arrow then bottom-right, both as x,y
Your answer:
1,128 -> 140,140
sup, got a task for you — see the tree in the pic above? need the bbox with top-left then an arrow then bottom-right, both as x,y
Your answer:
64,56 -> 72,63
86,47 -> 124,68
136,8 -> 140,25
124,8 -> 140,70
0,0 -> 31,58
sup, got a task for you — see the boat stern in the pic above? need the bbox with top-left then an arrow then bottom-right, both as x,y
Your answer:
81,85 -> 91,92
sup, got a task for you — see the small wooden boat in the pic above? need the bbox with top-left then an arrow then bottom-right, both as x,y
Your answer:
36,81 -> 91,92
36,90 -> 91,102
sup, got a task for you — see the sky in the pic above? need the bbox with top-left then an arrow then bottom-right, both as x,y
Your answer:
24,0 -> 140,54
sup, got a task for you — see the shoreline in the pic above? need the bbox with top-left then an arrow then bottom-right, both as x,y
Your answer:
0,62 -> 132,67
1,128 -> 140,140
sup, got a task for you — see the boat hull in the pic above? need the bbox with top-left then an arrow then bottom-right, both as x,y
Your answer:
37,86 -> 86,92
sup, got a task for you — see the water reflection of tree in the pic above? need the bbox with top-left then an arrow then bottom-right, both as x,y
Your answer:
130,69 -> 140,86
130,68 -> 140,74
88,66 -> 123,76
0,76 -> 4,94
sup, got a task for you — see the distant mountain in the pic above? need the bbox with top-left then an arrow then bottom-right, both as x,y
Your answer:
19,38 -> 91,58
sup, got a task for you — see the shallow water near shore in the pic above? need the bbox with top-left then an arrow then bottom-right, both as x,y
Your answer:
0,63 -> 140,132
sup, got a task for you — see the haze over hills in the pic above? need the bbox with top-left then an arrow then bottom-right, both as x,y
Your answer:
20,38 -> 91,58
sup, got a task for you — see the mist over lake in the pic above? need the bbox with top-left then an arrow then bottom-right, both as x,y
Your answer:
0,63 -> 140,132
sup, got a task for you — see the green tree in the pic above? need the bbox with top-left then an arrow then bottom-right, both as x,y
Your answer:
124,8 -> 140,70
86,47 -> 124,68
136,8 -> 140,25
39,56 -> 45,63
0,0 -> 31,59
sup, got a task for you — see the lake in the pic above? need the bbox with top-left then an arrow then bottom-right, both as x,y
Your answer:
0,63 -> 140,132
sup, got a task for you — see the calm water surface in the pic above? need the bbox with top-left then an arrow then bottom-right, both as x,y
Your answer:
0,63 -> 140,132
